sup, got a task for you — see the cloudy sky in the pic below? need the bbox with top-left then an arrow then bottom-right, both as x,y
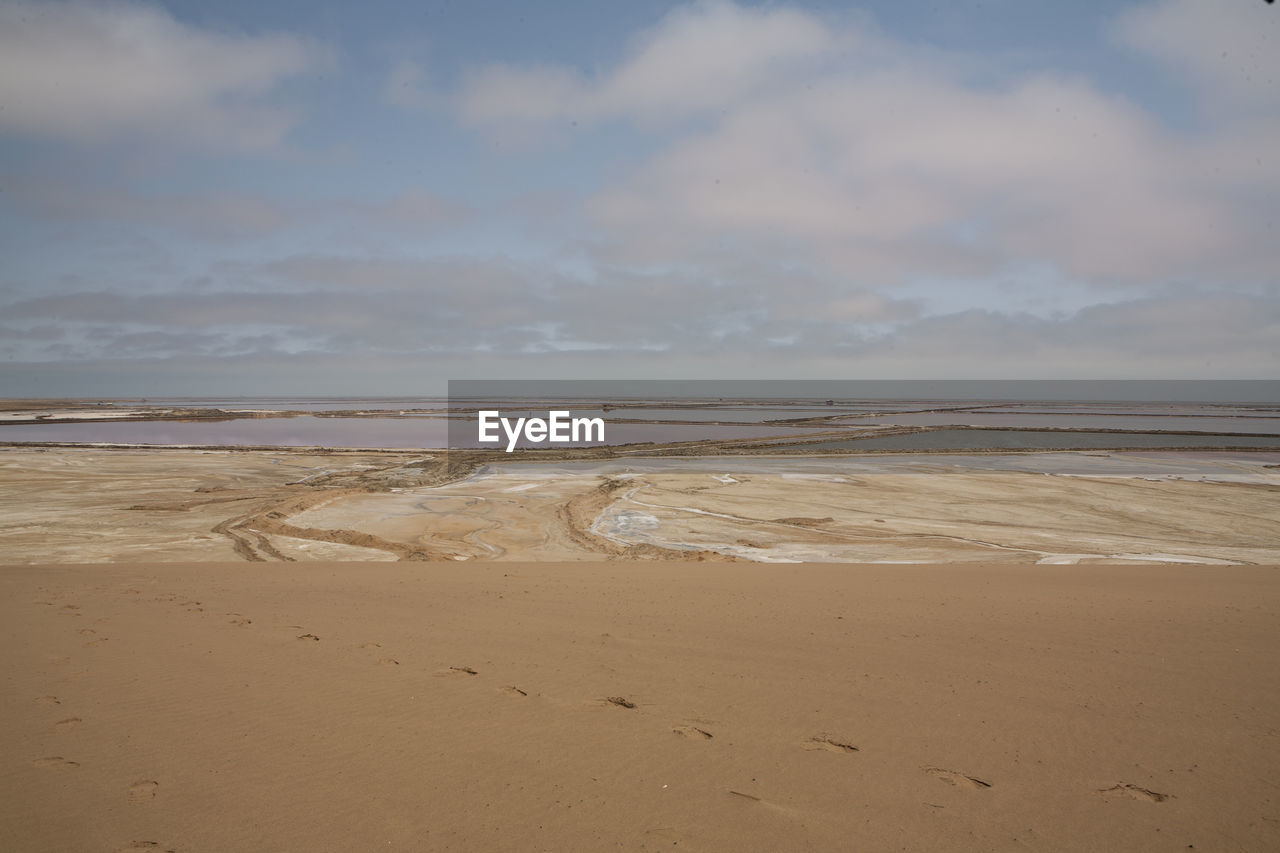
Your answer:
1,0 -> 1276,396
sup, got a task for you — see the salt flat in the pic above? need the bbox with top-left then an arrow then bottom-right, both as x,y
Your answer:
1,448 -> 1277,564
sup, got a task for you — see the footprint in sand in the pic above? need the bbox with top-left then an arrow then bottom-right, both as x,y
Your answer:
501,686 -> 529,697
1098,783 -> 1171,803
727,789 -> 797,816
227,616 -> 252,626
924,767 -> 991,789
79,628 -> 96,636
33,756 -> 80,770
378,658 -> 400,666
802,736 -> 858,753
129,780 -> 159,804
35,695 -> 61,707
58,604 -> 81,616
52,717 -> 82,733
117,843 -> 175,852
674,724 -> 713,739
644,828 -> 685,844
435,666 -> 478,677
296,633 -> 320,641
360,642 -> 382,649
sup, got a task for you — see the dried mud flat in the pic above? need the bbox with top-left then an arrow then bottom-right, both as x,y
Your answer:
1,446 -> 1278,564
2,559 -> 1278,852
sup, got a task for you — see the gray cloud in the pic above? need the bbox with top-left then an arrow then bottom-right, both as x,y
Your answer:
2,177 -> 471,243
4,177 -> 291,241
0,251 -> 922,359
853,293 -> 1280,371
5,248 -> 1275,378
4,288 -> 1276,397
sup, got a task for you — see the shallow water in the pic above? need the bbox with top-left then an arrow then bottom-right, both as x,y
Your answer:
838,411 -> 1280,433
6,397 -> 1279,450
455,405 -> 936,423
0,415 -> 822,449
467,450 -> 1280,482
135,397 -> 449,412
783,429 -> 1280,452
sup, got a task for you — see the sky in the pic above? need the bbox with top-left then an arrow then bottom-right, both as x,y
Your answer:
0,0 -> 1277,396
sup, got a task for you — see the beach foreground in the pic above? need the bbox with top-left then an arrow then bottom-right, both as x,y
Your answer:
2,560 -> 1276,852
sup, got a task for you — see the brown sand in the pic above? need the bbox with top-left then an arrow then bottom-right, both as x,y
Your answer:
2,560 -> 1277,852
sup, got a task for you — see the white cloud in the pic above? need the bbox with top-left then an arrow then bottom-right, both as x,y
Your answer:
459,0 -> 836,127
587,66 -> 1280,284
0,0 -> 326,149
459,64 -> 585,126
455,1 -> 1280,285
1111,0 -> 1280,117
592,0 -> 835,119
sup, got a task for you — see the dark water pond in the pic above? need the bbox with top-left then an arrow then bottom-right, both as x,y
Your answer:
777,429 -> 1280,452
839,411 -> 1280,433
